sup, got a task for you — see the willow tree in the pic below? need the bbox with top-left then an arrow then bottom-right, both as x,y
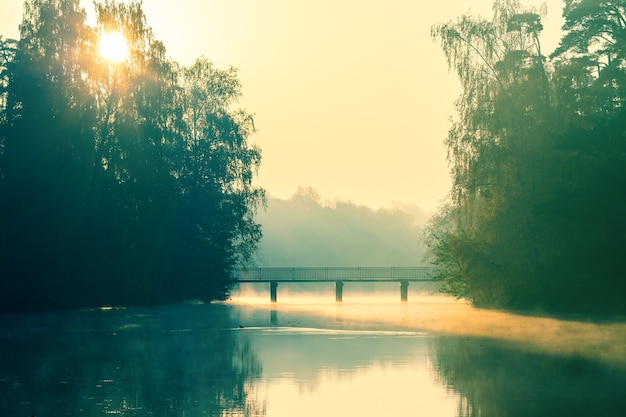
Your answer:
430,0 -> 558,307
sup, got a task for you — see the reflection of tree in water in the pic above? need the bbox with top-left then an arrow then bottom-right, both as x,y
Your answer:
0,305 -> 264,416
430,336 -> 626,417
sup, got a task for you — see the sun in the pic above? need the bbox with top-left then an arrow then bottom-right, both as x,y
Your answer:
98,31 -> 129,63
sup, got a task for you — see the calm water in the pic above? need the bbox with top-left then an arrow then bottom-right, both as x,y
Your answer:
1,300 -> 625,417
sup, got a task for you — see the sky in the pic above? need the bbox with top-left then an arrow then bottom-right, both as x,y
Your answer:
0,0 -> 565,213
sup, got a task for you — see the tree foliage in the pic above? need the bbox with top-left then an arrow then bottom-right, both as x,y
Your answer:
0,0 -> 264,311
429,0 -> 626,313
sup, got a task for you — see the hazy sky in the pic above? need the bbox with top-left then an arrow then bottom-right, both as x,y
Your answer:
0,0 -> 564,212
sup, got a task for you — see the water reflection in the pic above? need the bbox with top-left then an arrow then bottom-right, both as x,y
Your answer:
1,302 -> 626,417
270,304 -> 278,325
431,336 -> 626,417
0,304 -> 264,417
244,326 -> 455,417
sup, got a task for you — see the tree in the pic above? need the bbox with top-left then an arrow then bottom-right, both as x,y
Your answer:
0,0 -> 97,309
170,58 -> 264,300
429,0 -> 626,313
545,0 -> 626,311
431,0 -> 554,308
0,0 -> 264,311
79,0 -> 180,305
552,0 -> 626,112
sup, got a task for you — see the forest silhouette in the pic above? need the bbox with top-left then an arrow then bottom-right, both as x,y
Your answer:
0,0 -> 264,311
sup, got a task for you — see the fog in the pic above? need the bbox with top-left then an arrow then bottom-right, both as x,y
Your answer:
253,187 -> 429,267
229,299 -> 626,368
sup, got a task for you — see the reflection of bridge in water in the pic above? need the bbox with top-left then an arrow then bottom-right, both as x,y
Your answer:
234,267 -> 439,302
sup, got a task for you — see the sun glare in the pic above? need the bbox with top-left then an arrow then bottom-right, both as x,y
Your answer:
98,32 -> 129,63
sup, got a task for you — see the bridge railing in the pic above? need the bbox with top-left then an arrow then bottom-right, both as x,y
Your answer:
234,267 -> 439,282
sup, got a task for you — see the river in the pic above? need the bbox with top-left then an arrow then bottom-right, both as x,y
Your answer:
1,292 -> 626,416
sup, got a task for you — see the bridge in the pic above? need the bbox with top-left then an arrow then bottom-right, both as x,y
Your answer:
233,267 -> 439,302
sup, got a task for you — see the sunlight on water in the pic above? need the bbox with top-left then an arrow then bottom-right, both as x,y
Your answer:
262,363 -> 458,417
229,286 -> 626,367
229,324 -> 461,417
225,292 -> 626,415
231,281 -> 443,305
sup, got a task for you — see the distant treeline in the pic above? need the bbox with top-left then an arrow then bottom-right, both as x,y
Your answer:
255,188 -> 429,267
427,0 -> 626,313
0,1 -> 264,311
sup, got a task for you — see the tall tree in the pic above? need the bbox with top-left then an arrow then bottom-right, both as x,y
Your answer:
545,0 -> 626,310
431,0 -> 553,307
170,58 -> 264,301
79,0 -> 179,305
0,0 -> 96,308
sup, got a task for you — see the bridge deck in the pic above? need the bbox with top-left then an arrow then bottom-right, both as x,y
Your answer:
234,267 -> 438,282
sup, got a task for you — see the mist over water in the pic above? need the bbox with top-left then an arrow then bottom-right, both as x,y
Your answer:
231,281 -> 442,304
230,284 -> 626,368
228,294 -> 626,416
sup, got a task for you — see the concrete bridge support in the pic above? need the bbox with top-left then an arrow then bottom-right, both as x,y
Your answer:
263,277 -> 417,303
335,281 -> 344,302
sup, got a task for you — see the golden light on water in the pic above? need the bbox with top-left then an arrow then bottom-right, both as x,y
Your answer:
264,364 -> 457,417
98,31 -> 129,63
229,292 -> 626,367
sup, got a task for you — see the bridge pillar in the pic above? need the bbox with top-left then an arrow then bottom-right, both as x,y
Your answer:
335,281 -> 344,303
400,281 -> 409,302
270,281 -> 278,303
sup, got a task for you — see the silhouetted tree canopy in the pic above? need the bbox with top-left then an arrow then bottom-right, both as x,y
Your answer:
428,0 -> 626,313
0,0 -> 264,311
